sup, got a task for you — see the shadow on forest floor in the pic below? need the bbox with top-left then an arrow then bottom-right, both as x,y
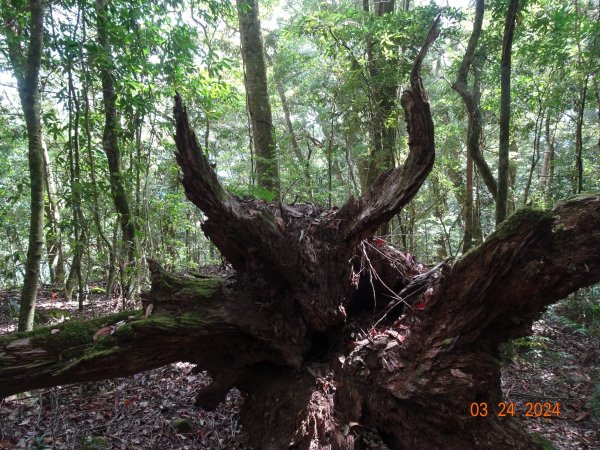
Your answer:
0,289 -> 599,449
501,301 -> 600,450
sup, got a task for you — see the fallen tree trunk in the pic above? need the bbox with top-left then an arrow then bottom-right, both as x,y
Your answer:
2,19 -> 600,449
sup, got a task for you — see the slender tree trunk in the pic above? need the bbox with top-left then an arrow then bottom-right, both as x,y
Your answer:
96,0 -> 139,297
540,115 -> 556,206
4,0 -> 46,331
508,139 -> 518,215
364,0 -> 397,190
497,0 -> 519,225
339,112 -> 361,196
42,139 -> 66,290
574,74 -> 589,194
450,0 -> 496,200
66,59 -> 87,309
593,76 -> 599,152
451,0 -> 490,251
274,76 -> 313,199
521,108 -> 544,206
81,12 -> 116,297
463,149 -> 474,252
474,173 -> 483,244
236,0 -> 280,198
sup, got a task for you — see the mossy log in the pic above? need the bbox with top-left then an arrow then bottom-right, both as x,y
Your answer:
2,19 -> 600,449
0,269 -> 291,398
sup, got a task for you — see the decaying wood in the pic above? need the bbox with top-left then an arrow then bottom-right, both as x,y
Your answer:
2,194 -> 598,448
2,18 -> 600,449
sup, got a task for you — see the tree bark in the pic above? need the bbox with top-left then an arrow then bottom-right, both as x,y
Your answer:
272,66 -> 313,199
3,0 -> 46,331
451,0 -> 497,252
3,191 -> 599,448
81,10 -> 117,297
64,60 -> 87,308
42,138 -> 66,290
464,147 -> 474,252
3,19 -> 600,449
96,0 -> 139,297
497,0 -> 519,225
539,115 -> 555,206
364,0 -> 397,193
237,0 -> 280,198
521,107 -> 544,207
574,74 -> 588,194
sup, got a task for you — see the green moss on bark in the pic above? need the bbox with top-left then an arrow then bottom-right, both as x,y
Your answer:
0,310 -> 140,350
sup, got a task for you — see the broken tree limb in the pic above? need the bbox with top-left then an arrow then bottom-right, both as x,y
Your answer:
0,261 -> 302,398
417,193 -> 600,350
174,95 -> 286,276
336,193 -> 600,450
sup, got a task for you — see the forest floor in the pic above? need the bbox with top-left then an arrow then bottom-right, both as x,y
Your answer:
0,289 -> 599,450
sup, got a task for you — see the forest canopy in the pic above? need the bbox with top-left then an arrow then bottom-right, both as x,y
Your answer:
0,0 -> 597,293
0,0 -> 599,448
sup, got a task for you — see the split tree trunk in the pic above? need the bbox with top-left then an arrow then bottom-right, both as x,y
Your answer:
2,19 -> 600,449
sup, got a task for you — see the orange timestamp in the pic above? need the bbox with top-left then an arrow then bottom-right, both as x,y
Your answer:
469,402 -> 560,417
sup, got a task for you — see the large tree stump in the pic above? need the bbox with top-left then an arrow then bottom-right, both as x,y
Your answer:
2,19 -> 600,449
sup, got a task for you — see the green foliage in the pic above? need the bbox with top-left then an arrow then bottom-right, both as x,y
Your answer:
34,308 -> 71,325
27,433 -> 52,450
171,418 -> 194,433
591,379 -> 600,419
0,0 -> 598,295
80,435 -> 109,450
530,432 -> 558,450
554,286 -> 600,337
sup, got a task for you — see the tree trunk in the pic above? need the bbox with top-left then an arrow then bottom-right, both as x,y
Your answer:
3,20 -> 600,449
237,0 -> 280,198
497,0 -> 519,225
593,76 -> 599,153
80,13 -> 116,297
364,0 -> 397,191
451,0 -> 489,252
3,0 -> 46,331
539,115 -> 555,206
42,138 -> 66,290
96,0 -> 139,298
274,73 -> 313,199
463,147 -> 474,252
452,0 -> 498,204
574,74 -> 588,194
67,62 -> 87,308
521,107 -> 544,206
